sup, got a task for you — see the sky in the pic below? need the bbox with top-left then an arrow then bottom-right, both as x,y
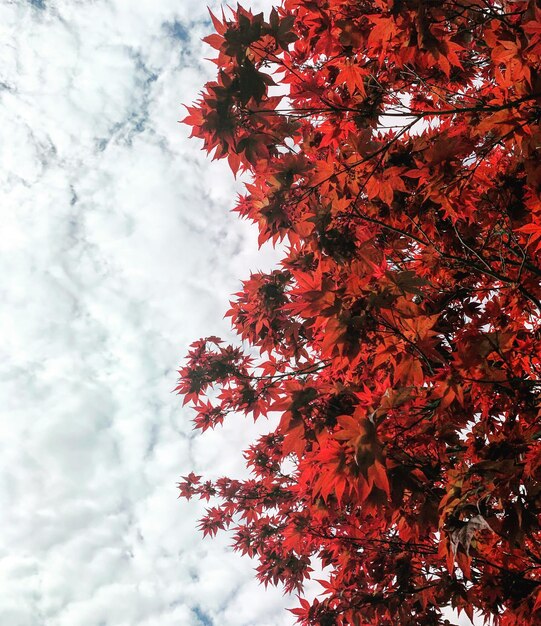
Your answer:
0,1 -> 477,625
0,0 -> 298,624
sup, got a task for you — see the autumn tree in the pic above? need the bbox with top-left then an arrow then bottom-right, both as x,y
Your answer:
176,0 -> 541,624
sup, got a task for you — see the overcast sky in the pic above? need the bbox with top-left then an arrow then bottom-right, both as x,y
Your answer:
0,1 -> 477,625
0,1 -> 301,624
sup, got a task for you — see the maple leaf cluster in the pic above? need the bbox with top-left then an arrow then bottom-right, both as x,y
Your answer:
177,1 -> 541,624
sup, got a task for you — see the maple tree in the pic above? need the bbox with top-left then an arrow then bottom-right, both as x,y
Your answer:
176,0 -> 541,624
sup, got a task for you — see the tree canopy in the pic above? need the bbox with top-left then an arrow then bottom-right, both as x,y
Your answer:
177,0 -> 541,624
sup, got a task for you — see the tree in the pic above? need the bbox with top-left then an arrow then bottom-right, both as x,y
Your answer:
176,1 -> 541,624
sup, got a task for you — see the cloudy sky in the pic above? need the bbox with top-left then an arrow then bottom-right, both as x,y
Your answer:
0,1 -> 478,625
0,1 -> 302,624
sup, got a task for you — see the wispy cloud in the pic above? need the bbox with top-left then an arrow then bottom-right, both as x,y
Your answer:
0,1 -> 292,624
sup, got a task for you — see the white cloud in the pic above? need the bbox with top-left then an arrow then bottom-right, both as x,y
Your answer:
0,0 -> 292,625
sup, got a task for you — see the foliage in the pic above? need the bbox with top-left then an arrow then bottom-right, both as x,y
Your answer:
177,0 -> 541,623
